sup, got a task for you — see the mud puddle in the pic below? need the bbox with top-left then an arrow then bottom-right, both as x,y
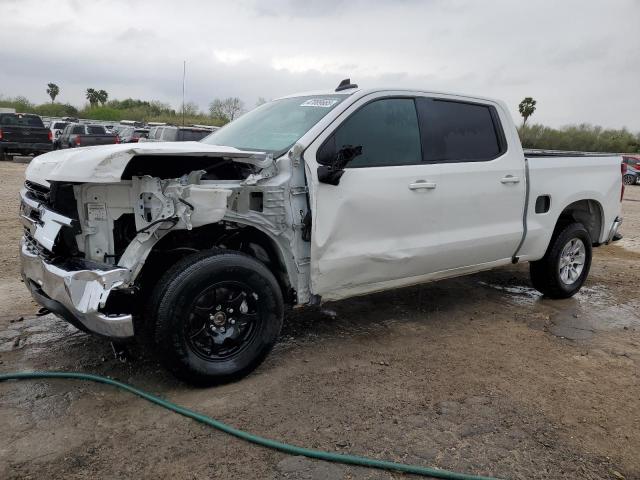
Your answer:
479,280 -> 640,340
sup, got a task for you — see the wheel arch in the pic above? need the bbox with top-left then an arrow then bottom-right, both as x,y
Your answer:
554,199 -> 604,244
135,222 -> 295,306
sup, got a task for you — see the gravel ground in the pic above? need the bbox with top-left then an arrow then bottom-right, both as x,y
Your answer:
1,160 -> 639,480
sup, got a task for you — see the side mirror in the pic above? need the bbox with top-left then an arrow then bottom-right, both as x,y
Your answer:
317,137 -> 362,185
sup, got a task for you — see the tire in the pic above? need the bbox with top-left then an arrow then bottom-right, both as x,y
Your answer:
530,222 -> 592,299
623,174 -> 636,186
148,250 -> 284,385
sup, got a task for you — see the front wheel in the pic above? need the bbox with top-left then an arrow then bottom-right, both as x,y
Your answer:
530,222 -> 592,299
149,251 -> 284,385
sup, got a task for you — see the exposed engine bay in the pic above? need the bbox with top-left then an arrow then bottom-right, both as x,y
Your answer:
20,147 -> 312,337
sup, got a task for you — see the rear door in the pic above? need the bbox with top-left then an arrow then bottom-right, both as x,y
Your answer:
306,94 -> 442,299
416,97 -> 525,271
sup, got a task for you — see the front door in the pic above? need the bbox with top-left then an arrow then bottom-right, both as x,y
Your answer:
305,95 -> 442,300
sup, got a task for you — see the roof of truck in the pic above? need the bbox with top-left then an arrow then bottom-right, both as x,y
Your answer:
277,86 -> 502,106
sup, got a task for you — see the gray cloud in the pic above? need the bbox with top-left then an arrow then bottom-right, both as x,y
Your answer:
1,0 -> 639,130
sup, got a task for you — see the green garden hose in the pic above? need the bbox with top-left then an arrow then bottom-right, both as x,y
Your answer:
0,371 -> 500,480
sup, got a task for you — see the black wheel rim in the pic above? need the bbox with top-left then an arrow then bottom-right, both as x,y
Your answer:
185,281 -> 260,361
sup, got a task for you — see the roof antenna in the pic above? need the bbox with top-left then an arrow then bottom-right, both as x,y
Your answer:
335,78 -> 358,92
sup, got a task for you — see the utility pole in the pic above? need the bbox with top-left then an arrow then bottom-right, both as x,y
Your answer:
182,60 -> 186,126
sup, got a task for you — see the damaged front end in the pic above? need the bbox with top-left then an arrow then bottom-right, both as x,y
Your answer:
19,146 -> 310,339
20,182 -> 133,337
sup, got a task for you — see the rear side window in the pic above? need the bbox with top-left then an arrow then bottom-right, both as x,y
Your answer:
334,98 -> 422,168
161,128 -> 177,141
416,98 -> 504,162
87,125 -> 106,134
72,125 -> 85,134
178,129 -> 210,141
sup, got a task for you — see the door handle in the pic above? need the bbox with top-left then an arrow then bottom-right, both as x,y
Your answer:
500,175 -> 520,184
409,180 -> 437,190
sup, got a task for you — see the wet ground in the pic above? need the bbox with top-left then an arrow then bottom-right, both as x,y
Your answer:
1,161 -> 639,479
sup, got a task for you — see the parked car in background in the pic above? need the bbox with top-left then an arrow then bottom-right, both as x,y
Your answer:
57,123 -> 119,149
622,155 -> 640,185
0,112 -> 52,160
119,120 -> 145,128
141,125 -> 215,142
49,120 -> 70,149
118,126 -> 149,143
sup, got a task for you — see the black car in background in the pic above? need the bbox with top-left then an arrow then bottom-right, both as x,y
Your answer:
0,113 -> 52,160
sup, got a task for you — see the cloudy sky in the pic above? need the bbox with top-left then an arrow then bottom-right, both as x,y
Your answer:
1,0 -> 639,130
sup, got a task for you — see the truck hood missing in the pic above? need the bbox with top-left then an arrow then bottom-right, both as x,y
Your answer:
25,141 -> 269,186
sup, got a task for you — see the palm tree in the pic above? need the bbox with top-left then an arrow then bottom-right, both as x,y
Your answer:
97,89 -> 108,106
518,97 -> 537,128
46,83 -> 60,103
86,88 -> 99,107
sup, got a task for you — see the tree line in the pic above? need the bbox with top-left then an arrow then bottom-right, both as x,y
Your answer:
516,96 -> 639,153
0,83 -> 254,127
1,85 -> 638,153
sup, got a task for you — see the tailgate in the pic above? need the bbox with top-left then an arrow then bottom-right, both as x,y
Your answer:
1,126 -> 50,143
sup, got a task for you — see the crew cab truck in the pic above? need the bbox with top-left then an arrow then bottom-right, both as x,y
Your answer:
57,123 -> 119,149
19,82 -> 623,384
0,113 -> 52,161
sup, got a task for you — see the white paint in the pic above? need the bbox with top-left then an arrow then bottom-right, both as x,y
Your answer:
303,89 -> 622,301
22,87 -> 624,309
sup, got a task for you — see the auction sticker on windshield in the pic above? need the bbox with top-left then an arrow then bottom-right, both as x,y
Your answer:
300,99 -> 339,108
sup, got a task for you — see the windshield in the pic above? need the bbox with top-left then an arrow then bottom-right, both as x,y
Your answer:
201,95 -> 346,154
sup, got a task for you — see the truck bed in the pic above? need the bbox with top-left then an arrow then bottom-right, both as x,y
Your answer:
519,152 -> 622,261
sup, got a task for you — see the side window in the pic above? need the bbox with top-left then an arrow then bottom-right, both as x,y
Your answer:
331,98 -> 422,168
162,128 -> 177,141
72,125 -> 84,134
416,98 -> 504,162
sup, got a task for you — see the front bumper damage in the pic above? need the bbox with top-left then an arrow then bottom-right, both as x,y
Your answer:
19,188 -> 134,339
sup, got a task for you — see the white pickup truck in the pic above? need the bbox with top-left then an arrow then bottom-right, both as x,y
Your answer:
20,80 -> 624,384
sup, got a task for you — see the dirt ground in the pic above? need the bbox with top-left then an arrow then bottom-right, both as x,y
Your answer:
1,160 -> 639,480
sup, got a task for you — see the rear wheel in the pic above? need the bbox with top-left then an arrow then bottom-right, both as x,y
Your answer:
623,174 -> 636,186
149,250 -> 284,385
530,222 -> 592,299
